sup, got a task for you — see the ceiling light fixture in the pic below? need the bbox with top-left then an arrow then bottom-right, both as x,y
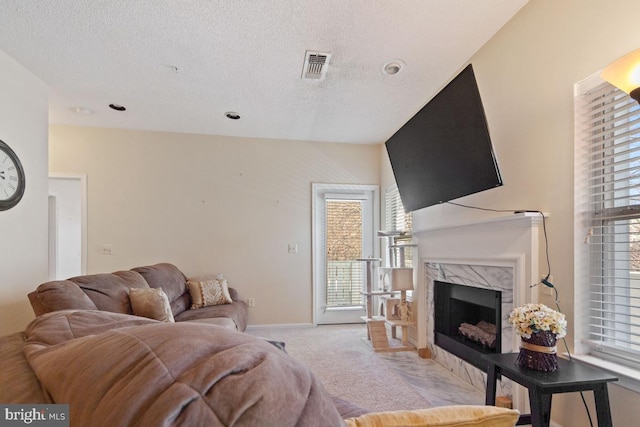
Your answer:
225,111 -> 241,120
601,48 -> 640,103
381,60 -> 405,76
109,104 -> 126,111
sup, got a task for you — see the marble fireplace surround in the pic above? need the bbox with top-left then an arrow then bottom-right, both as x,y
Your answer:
412,212 -> 546,411
425,260 -> 517,398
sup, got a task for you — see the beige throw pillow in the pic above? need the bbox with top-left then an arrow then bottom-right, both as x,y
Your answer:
344,405 -> 520,427
187,279 -> 233,309
129,288 -> 175,322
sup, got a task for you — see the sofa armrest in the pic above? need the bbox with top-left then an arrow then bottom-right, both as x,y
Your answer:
28,281 -> 99,316
228,287 -> 240,302
27,291 -> 46,316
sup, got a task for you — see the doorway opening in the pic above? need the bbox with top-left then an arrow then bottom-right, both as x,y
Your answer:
48,174 -> 87,280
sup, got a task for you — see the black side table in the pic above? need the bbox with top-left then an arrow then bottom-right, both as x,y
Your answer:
483,353 -> 618,427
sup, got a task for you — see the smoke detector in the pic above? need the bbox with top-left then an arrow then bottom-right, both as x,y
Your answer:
302,51 -> 331,80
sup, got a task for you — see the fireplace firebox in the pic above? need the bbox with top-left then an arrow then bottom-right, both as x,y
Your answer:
434,280 -> 501,372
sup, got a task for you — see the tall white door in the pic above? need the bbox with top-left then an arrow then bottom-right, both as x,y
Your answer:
48,175 -> 87,280
313,184 -> 379,325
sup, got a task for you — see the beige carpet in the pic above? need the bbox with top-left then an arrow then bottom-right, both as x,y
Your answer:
247,324 -> 432,413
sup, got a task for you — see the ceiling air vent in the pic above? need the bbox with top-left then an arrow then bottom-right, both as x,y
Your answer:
302,51 -> 331,80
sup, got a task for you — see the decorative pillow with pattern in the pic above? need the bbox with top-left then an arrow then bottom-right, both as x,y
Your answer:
187,279 -> 233,309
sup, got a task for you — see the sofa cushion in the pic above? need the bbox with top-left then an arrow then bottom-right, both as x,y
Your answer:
30,280 -> 98,315
344,405 -> 520,427
129,288 -> 175,322
132,263 -> 188,314
70,271 -> 149,314
0,332 -> 47,403
175,299 -> 248,332
25,310 -> 159,348
187,278 -> 233,308
179,317 -> 237,330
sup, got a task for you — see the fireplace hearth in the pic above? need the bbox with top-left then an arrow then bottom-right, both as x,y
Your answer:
434,280 -> 502,372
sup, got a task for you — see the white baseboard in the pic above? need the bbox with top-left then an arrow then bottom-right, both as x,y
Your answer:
246,323 -> 314,331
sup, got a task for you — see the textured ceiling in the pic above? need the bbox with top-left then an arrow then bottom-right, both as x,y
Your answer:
0,0 -> 527,144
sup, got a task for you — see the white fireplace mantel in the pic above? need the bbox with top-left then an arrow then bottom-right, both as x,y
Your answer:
410,211 -> 547,411
413,211 -> 546,235
412,211 -> 547,315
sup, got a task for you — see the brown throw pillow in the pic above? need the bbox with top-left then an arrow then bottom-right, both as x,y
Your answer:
187,279 -> 233,309
129,288 -> 175,322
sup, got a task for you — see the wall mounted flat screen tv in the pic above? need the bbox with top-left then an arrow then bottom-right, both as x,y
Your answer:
385,64 -> 503,212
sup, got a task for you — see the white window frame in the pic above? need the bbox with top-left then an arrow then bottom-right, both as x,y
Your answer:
574,72 -> 640,393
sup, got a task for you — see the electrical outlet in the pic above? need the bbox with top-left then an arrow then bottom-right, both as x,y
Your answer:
247,298 -> 255,308
288,243 -> 298,254
101,244 -> 112,255
541,275 -> 554,296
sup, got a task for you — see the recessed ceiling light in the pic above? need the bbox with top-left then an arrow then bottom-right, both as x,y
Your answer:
225,111 -> 241,120
381,60 -> 405,75
69,107 -> 93,115
109,104 -> 126,111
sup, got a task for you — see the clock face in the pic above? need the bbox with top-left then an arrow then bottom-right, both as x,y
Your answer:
0,139 -> 25,211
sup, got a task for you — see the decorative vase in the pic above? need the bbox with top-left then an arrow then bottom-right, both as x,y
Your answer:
516,330 -> 558,372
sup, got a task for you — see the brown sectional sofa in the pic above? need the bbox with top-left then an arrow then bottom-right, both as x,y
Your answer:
0,310 -> 521,426
3,262 -> 521,426
2,310 -> 349,425
27,262 -> 248,331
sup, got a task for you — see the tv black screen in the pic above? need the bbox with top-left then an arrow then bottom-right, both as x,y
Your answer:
385,64 -> 502,212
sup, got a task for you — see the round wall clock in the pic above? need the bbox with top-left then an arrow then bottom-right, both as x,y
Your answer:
0,139 -> 26,211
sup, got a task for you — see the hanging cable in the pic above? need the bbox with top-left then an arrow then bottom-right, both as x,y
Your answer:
445,202 -> 551,286
445,201 -> 594,427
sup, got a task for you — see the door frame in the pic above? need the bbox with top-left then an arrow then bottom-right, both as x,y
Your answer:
312,183 -> 379,325
48,174 -> 88,279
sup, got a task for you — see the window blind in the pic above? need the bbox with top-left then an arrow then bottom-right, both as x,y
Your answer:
577,79 -> 640,365
385,185 -> 413,267
385,185 -> 412,232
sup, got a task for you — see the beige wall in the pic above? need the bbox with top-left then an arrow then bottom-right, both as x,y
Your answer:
49,126 -> 380,326
380,0 -> 639,425
10,0 -> 640,421
0,50 -> 49,335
